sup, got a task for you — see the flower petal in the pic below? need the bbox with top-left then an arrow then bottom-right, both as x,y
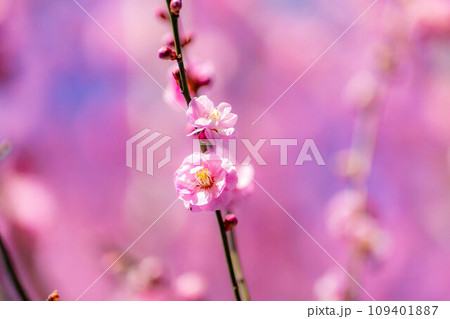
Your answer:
220,113 -> 238,127
217,102 -> 232,116
187,96 -> 213,122
195,118 -> 213,127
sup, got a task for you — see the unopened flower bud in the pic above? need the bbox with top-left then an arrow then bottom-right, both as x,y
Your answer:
224,214 -> 238,231
158,46 -> 177,60
197,130 -> 207,141
155,7 -> 169,20
46,290 -> 60,301
170,0 -> 182,15
172,68 -> 181,85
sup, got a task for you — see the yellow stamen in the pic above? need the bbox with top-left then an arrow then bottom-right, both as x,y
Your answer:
195,168 -> 214,189
209,108 -> 221,121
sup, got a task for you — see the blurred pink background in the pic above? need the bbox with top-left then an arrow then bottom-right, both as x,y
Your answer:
1,0 -> 450,300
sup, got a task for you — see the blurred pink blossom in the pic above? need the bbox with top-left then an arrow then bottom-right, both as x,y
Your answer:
334,149 -> 368,180
126,256 -> 165,292
313,269 -> 347,301
164,62 -> 213,109
327,189 -> 367,239
226,164 -> 255,210
405,0 -> 450,39
2,173 -> 56,236
344,71 -> 379,110
174,272 -> 208,301
326,189 -> 389,257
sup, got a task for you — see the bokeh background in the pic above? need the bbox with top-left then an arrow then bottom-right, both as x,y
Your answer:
1,0 -> 450,300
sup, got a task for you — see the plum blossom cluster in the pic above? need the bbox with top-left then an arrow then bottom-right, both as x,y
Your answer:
156,2 -> 252,214
157,1 -> 250,301
174,95 -> 252,213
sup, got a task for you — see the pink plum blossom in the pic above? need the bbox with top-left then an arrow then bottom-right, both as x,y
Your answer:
186,95 -> 238,140
174,152 -> 237,212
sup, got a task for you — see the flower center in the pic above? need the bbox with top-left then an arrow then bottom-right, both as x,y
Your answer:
195,168 -> 214,189
209,108 -> 221,121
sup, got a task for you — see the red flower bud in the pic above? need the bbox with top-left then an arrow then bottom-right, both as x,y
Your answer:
197,130 -> 207,141
158,46 -> 177,60
46,290 -> 60,301
170,0 -> 182,15
172,68 -> 181,85
224,214 -> 238,231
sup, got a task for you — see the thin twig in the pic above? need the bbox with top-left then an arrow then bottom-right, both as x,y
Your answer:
215,210 -> 241,301
229,229 -> 250,300
164,1 -> 241,300
165,0 -> 191,105
0,232 -> 30,301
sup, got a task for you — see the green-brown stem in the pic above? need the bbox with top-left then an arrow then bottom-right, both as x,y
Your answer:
229,228 -> 250,300
165,2 -> 241,300
165,0 -> 191,105
215,210 -> 241,301
0,232 -> 30,301
165,1 -> 206,153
